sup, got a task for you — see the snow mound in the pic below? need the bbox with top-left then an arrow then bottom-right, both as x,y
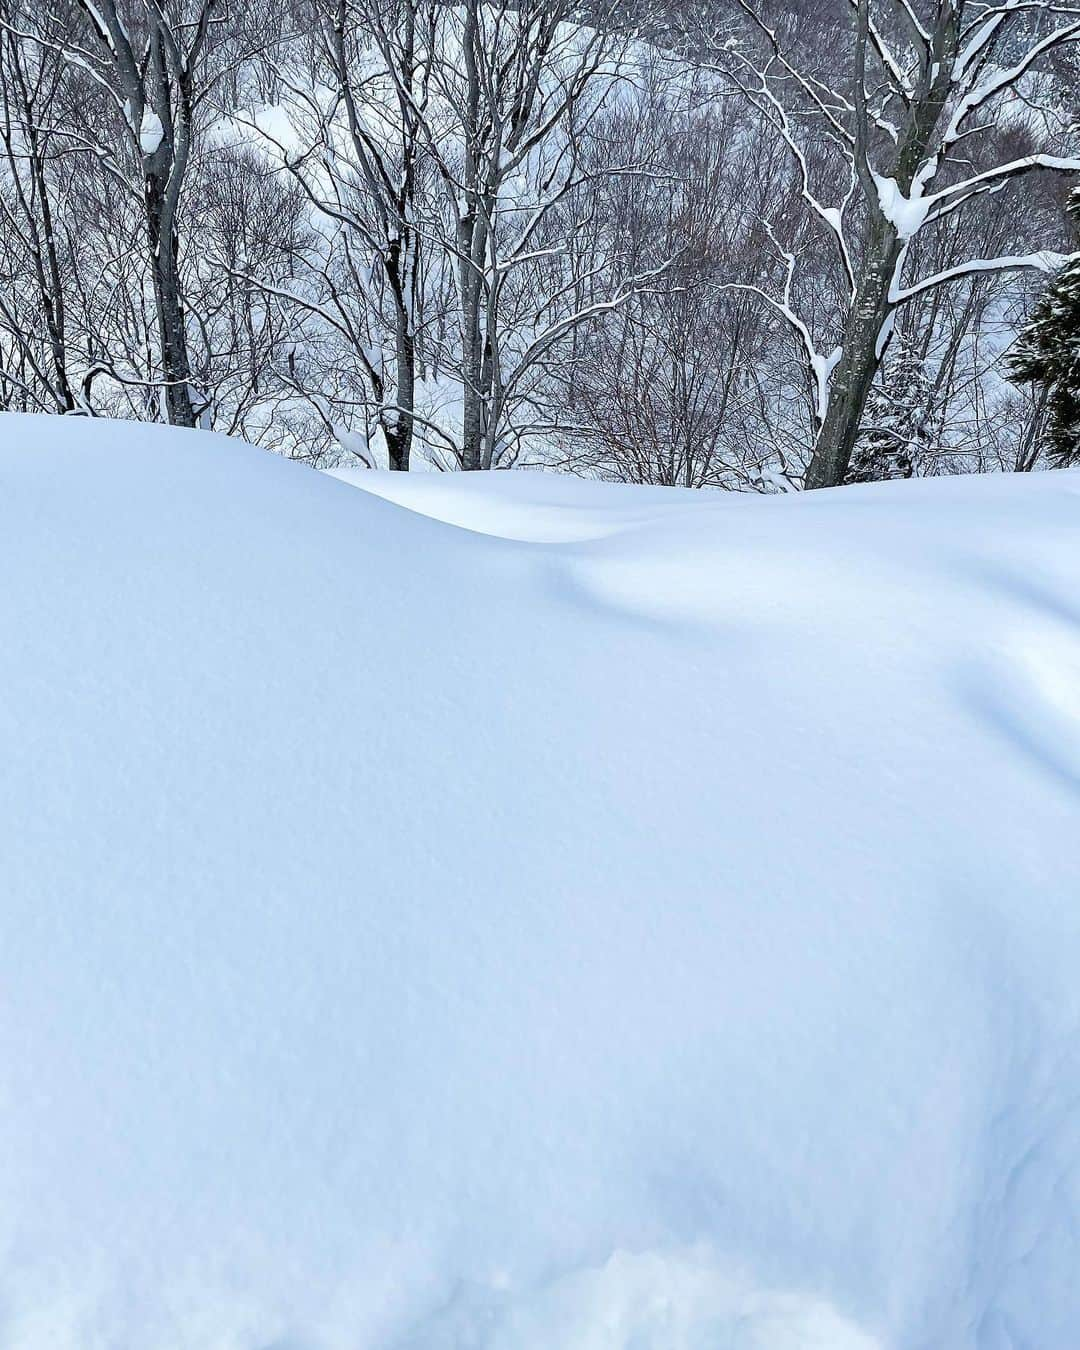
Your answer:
2,413 -> 1080,1350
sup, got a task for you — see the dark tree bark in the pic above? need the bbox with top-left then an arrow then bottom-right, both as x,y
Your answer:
75,0 -> 218,428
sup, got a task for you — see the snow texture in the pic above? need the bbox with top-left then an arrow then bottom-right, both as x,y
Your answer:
3,414 -> 1080,1349
871,172 -> 931,241
139,109 -> 164,156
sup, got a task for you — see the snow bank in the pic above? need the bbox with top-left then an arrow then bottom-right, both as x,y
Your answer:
2,414 -> 1080,1350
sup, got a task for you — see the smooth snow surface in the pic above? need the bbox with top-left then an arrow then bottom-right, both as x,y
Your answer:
3,415 -> 1080,1350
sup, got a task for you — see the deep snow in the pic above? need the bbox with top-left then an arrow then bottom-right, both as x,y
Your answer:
2,414 -> 1080,1350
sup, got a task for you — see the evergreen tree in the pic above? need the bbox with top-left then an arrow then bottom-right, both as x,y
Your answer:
1009,192 -> 1080,468
846,338 -> 934,483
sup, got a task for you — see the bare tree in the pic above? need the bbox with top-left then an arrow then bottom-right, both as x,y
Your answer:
0,0 -> 1073,479
245,0 -> 430,468
0,6 -> 80,411
710,0 -> 1080,487
555,67 -> 780,486
57,0 -> 222,425
416,0 -> 650,468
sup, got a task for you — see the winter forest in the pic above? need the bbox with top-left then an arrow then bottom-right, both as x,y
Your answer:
2,0 -> 1079,488
8,2 -> 1080,1345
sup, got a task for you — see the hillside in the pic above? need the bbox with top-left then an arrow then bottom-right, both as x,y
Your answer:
2,414 -> 1080,1348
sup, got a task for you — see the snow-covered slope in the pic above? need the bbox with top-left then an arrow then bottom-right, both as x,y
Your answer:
3,414 -> 1080,1350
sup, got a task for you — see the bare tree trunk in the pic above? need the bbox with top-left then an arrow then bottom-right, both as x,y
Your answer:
803,0 -> 958,489
457,0 -> 486,471
146,167 -> 196,427
72,0 -> 215,429
805,224 -> 902,489
385,301 -> 414,470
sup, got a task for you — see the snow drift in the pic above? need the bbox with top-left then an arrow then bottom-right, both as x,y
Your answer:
2,414 -> 1080,1350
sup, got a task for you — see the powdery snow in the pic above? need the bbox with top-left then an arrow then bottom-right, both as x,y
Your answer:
2,414 -> 1080,1349
139,109 -> 164,156
871,171 -> 931,241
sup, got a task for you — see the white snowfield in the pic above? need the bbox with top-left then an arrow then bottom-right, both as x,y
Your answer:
3,414 -> 1080,1350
